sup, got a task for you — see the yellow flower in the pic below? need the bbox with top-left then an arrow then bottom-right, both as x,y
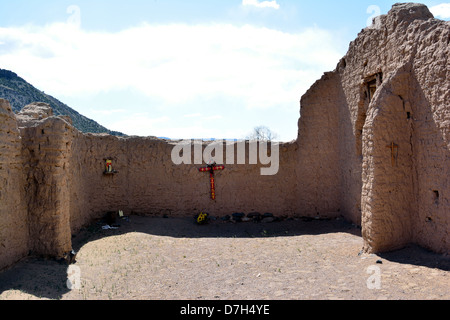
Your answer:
197,212 -> 207,224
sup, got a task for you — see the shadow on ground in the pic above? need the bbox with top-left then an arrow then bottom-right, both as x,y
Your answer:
0,215 -> 448,300
0,257 -> 71,300
73,215 -> 362,243
378,244 -> 450,271
0,215 -> 359,300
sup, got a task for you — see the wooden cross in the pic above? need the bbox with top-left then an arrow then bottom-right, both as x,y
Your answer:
386,142 -> 398,167
199,162 -> 225,200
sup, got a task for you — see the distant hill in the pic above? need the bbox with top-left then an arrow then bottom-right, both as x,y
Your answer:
0,69 -> 125,136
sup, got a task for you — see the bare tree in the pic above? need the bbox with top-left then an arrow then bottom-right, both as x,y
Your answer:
246,126 -> 278,141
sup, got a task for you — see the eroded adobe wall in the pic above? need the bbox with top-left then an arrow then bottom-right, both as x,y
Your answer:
68,133 -> 301,235
361,66 -> 417,252
0,99 -> 28,270
402,14 -> 449,253
298,3 -> 449,253
0,100 -> 302,267
362,60 -> 449,253
19,116 -> 73,259
1,4 -> 448,270
359,4 -> 448,253
296,71 -> 342,219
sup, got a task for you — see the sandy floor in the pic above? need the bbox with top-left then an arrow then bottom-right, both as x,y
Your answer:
0,216 -> 448,300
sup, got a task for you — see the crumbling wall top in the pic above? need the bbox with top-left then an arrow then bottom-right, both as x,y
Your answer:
15,102 -> 53,126
389,3 -> 434,22
15,102 -> 75,130
0,98 -> 14,115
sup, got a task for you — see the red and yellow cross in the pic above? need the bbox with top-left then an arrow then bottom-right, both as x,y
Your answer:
199,164 -> 225,200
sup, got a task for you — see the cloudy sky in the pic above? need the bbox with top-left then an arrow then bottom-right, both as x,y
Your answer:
0,0 -> 449,141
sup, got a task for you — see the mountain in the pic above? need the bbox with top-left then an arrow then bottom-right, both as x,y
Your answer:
0,69 -> 125,136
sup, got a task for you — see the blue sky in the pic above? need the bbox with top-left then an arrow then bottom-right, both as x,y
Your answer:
1,1 -> 449,140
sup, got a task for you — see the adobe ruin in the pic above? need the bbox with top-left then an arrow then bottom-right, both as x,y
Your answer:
0,3 -> 448,270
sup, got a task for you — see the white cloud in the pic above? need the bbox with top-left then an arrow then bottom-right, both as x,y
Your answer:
108,113 -> 170,137
0,21 -> 343,140
0,22 -> 341,109
183,113 -> 202,118
204,115 -> 223,121
242,0 -> 280,10
430,3 -> 450,19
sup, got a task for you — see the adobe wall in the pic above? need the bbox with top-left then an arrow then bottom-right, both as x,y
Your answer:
67,133 -> 301,235
0,100 -> 28,269
296,71 -> 343,218
20,114 -> 73,258
0,3 -> 448,271
1,98 -> 304,270
297,3 -> 449,253
360,4 -> 448,253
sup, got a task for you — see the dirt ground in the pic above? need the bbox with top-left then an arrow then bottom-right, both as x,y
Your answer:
0,215 -> 448,300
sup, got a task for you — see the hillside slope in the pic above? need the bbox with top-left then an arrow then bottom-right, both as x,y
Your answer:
0,69 -> 125,136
